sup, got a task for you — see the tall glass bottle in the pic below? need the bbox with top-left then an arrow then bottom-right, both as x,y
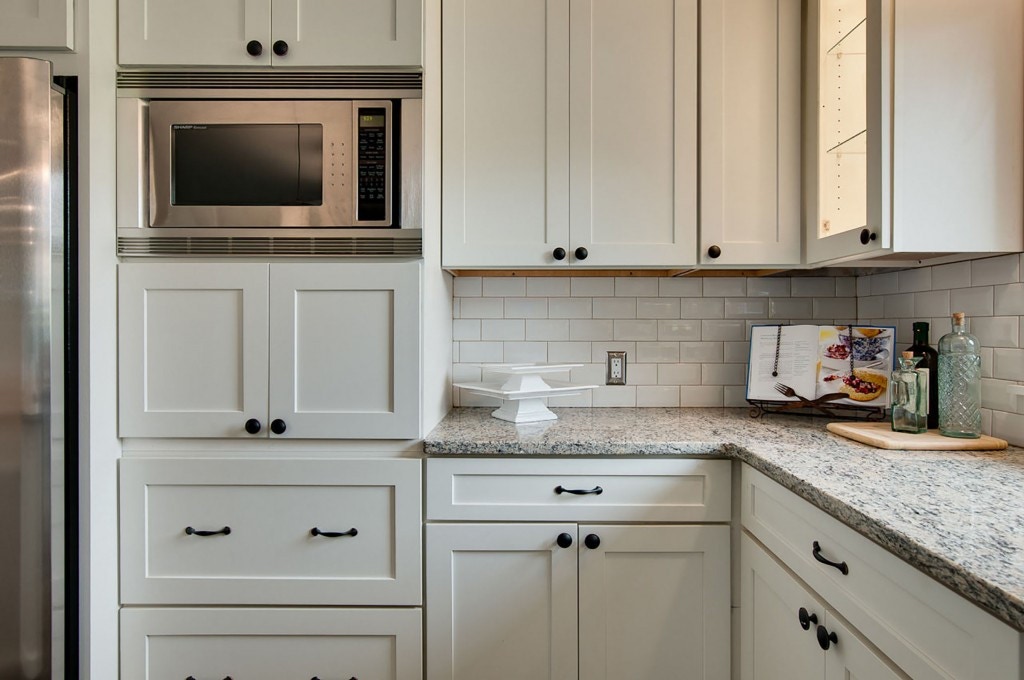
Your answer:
937,312 -> 982,438
906,321 -> 939,429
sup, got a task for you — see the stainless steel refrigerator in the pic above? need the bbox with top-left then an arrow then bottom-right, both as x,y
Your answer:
0,56 -> 77,680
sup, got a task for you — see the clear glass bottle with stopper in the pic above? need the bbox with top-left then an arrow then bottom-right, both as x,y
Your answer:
938,312 -> 982,438
891,351 -> 927,433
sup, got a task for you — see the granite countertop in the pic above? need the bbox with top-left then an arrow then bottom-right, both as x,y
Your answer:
425,407 -> 1024,631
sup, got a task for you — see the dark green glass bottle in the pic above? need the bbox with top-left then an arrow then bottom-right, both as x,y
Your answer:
906,322 -> 939,429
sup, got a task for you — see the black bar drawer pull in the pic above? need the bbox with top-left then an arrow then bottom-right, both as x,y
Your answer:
184,526 -> 231,537
310,527 -> 358,538
812,541 -> 849,575
554,485 -> 603,496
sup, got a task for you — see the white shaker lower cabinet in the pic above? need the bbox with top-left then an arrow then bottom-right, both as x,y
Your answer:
121,607 -> 422,680
741,533 -> 905,680
740,464 -> 1023,680
118,261 -> 421,439
425,458 -> 731,680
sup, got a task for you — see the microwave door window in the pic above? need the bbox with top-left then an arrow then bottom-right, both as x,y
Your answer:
171,123 -> 324,207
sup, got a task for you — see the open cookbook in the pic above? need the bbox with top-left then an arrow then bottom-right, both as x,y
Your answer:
746,325 -> 896,407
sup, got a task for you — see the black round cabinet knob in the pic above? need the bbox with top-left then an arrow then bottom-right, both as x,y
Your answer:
584,534 -> 601,550
574,247 -> 588,261
244,418 -> 261,435
273,40 -> 289,56
246,40 -> 263,56
556,533 -> 573,549
798,607 -> 818,630
817,625 -> 838,650
270,419 -> 287,435
707,245 -> 722,259
859,228 -> 877,245
553,247 -> 567,261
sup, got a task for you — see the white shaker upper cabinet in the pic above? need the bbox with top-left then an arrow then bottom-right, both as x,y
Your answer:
441,0 -> 571,268
119,0 -> 421,67
700,0 -> 801,267
806,0 -> 1023,265
441,0 -> 697,269
0,0 -> 73,49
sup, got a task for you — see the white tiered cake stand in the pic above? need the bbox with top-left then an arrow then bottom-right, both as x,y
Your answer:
454,364 -> 598,423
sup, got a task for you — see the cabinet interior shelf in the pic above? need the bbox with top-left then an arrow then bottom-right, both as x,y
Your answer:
826,129 -> 867,155
826,17 -> 866,55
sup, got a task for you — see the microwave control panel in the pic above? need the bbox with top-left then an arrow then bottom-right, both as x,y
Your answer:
356,108 -> 388,222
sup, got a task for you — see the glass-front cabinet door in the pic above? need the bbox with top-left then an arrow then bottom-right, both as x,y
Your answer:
806,0 -> 891,264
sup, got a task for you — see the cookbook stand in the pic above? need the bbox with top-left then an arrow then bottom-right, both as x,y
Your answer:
746,399 -> 886,421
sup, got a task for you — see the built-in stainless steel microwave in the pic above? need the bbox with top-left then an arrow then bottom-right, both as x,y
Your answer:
116,77 -> 422,256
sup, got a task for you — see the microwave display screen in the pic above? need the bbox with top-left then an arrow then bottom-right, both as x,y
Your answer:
171,123 -> 324,206
357,108 -> 387,221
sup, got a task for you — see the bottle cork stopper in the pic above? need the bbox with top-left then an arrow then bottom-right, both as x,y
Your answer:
901,351 -> 914,359
952,311 -> 966,324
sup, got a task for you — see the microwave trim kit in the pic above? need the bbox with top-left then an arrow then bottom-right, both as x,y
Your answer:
115,71 -> 422,257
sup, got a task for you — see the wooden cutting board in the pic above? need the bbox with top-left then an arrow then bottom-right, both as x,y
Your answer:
826,421 -> 1008,450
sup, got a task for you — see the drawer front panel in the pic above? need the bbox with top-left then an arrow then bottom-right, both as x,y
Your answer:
741,464 -> 1019,680
121,608 -> 422,680
427,458 -> 730,521
121,458 -> 421,605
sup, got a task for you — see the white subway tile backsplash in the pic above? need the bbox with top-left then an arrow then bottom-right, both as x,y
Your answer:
659,277 -> 703,296
636,342 -> 680,363
637,386 -> 681,407
680,297 -> 725,319
701,363 -> 746,386
898,268 -> 932,293
570,363 -> 606,385
593,385 -> 637,407
453,319 -> 481,341
482,277 -> 526,297
570,319 -> 614,341
992,349 -> 1024,381
769,298 -> 813,319
527,278 -> 570,297
724,342 -> 751,363
679,386 -> 724,407
591,341 -> 636,364
913,290 -> 951,318
950,286 -> 995,317
638,297 -> 681,319
453,276 -> 482,297
459,341 -> 503,363
870,271 -> 899,295
548,297 -> 592,319
658,363 -> 702,385
703,277 -> 746,297
702,319 -> 746,341
634,385 -> 675,405
856,276 -> 871,298
932,261 -> 971,290
725,298 -> 769,319
992,410 -> 1024,447
482,319 -> 525,341
549,341 -> 592,363
548,391 -> 593,407
981,347 -> 994,378
858,296 -> 884,319
658,319 -> 702,341
836,277 -> 857,297
994,283 -> 1024,316
629,363 -> 659,385
452,364 -> 482,383
747,277 -> 791,297
970,317 -> 1019,348
614,319 -> 659,341
460,297 -> 504,319
972,253 -> 1020,287
813,297 -> 857,319
981,378 -> 1019,412
725,385 -> 749,407
883,293 -> 914,318
503,342 -> 547,363
594,297 -> 637,319
614,277 -> 658,297
571,277 -> 614,297
526,319 -> 570,341
792,277 -> 835,297
503,297 -> 548,319
679,341 -> 724,363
